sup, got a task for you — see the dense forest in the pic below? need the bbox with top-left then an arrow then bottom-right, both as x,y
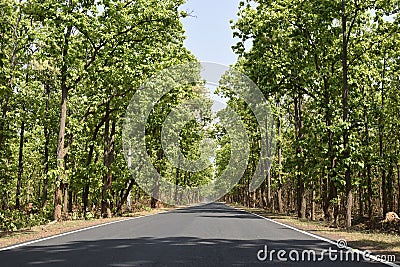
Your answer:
0,0 -> 399,232
224,0 -> 400,228
0,0 -> 197,230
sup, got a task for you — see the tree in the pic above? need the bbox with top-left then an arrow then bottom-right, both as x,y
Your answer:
231,0 -> 399,227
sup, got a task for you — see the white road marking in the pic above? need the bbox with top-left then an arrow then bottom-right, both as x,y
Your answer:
232,205 -> 399,267
0,211 -> 170,252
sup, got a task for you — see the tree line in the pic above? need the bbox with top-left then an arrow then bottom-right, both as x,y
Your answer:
1,0 -> 399,231
221,0 -> 400,227
0,0 -> 201,230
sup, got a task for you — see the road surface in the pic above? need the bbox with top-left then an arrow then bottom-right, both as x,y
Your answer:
0,203 -> 396,266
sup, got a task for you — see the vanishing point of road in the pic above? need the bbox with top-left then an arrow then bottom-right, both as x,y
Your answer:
0,203 -> 396,266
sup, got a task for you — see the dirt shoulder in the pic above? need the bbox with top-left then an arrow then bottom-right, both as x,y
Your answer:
229,204 -> 400,263
0,207 -> 174,249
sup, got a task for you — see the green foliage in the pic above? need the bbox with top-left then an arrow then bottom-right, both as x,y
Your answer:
228,0 -> 400,221
0,210 -> 51,232
0,0 -> 196,222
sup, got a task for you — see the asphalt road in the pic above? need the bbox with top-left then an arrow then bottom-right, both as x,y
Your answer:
0,203 -> 396,266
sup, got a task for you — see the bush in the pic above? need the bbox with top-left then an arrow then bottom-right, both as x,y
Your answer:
0,210 -> 51,232
84,211 -> 94,220
144,207 -> 152,212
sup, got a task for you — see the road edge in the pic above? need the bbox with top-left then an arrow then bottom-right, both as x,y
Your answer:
228,204 -> 400,267
0,209 -> 174,252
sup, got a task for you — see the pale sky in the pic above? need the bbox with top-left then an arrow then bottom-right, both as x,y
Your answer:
180,0 -> 241,66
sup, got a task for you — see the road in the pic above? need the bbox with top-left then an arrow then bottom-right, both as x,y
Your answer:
0,203 -> 395,266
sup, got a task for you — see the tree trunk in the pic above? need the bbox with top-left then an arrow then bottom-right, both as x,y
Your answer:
83,117 -> 106,217
54,25 -> 72,221
68,189 -> 73,213
359,178 -> 363,216
0,92 -> 10,153
380,58 -> 387,217
251,191 -> 256,208
382,171 -> 387,216
16,120 -> 25,210
277,188 -> 283,213
266,169 -> 272,208
63,184 -> 68,214
260,180 -> 267,208
42,84 -> 50,208
102,102 -> 115,218
117,148 -> 146,213
151,126 -> 163,209
387,164 -> 394,212
323,77 -> 338,222
174,155 -> 181,204
294,94 -> 306,219
341,0 -> 352,228
118,179 -> 136,213
362,86 -> 373,218
277,99 -> 283,213
179,172 -> 188,204
151,148 -> 162,208
310,179 -> 316,220
367,162 -> 373,217
397,164 -> 400,215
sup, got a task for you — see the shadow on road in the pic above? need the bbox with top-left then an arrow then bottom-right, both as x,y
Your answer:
0,203 -> 393,266
0,236 -> 384,267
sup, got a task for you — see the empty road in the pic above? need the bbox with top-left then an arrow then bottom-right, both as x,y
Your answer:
0,203 -> 396,266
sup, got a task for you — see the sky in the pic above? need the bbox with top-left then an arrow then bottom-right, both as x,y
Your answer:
180,0 -> 241,66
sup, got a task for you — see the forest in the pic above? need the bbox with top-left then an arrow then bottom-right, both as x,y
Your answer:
225,0 -> 400,229
0,0 -> 399,232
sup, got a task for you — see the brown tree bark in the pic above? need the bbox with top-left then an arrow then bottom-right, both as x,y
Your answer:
277,99 -> 283,213
362,86 -> 373,218
54,25 -> 73,221
15,120 -> 25,210
397,164 -> 400,215
151,148 -> 162,208
358,178 -> 363,216
63,183 -> 68,214
266,169 -> 272,208
117,179 -> 137,213
379,57 -> 387,217
387,165 -> 394,212
174,154 -> 181,204
68,189 -> 73,213
294,94 -> 306,219
42,84 -> 50,208
311,187 -> 316,221
322,76 -> 338,223
341,0 -> 353,228
102,102 -> 116,218
83,115 -> 107,216
260,180 -> 267,208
